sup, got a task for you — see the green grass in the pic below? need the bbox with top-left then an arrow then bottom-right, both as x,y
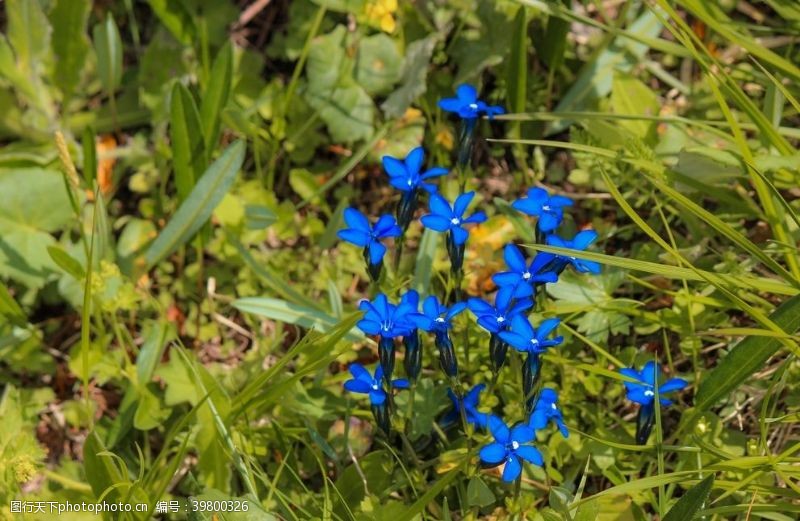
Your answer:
0,1 -> 799,520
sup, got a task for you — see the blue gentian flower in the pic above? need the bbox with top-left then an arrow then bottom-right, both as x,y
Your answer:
358,293 -> 416,383
529,388 -> 568,438
619,361 -> 687,445
438,84 -> 505,120
338,208 -> 402,280
411,296 -> 467,378
421,192 -> 487,276
344,363 -> 409,434
479,416 -> 543,483
512,188 -> 573,233
382,147 -> 448,194
468,289 -> 533,372
343,363 -> 409,405
619,361 -> 688,407
545,230 -> 602,275
492,244 -> 558,298
499,316 -> 564,355
400,290 -> 423,380
443,384 -> 489,429
411,296 -> 467,334
500,316 -> 563,409
467,289 -> 533,335
421,192 -> 487,246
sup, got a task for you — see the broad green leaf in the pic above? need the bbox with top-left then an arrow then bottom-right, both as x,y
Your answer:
550,9 -> 663,133
381,35 -> 437,118
144,140 -> 245,269
46,245 -> 85,279
412,228 -> 439,295
93,13 -> 123,93
243,204 -> 277,230
611,72 -> 660,139
0,281 -> 27,327
49,0 -> 90,99
5,0 -> 51,75
83,430 -> 128,501
355,33 -> 403,95
147,0 -> 196,45
232,297 -> 363,342
0,168 -> 73,288
200,42 -> 233,156
466,476 -> 496,508
695,295 -> 800,411
663,474 -> 715,521
170,82 -> 206,201
135,321 -> 173,385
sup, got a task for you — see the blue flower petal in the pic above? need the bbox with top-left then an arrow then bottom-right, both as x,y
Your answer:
349,363 -> 371,382
538,211 -> 561,232
357,319 -> 381,335
344,379 -> 371,393
392,378 -> 410,389
463,211 -> 487,224
382,155 -> 408,179
515,445 -> 543,466
420,167 -> 448,180
438,97 -> 463,113
488,415 -> 510,444
450,226 -> 469,245
659,378 -> 688,394
368,241 -> 387,265
502,456 -> 522,482
343,208 -> 371,232
511,424 -> 535,444
405,146 -> 424,174
550,195 -> 573,208
467,297 -> 494,316
428,193 -> 453,219
337,228 -> 371,247
456,84 -> 478,103
421,214 -> 452,232
504,244 -> 527,273
369,389 -> 386,405
492,271 -> 523,288
479,442 -> 507,465
453,191 -> 475,218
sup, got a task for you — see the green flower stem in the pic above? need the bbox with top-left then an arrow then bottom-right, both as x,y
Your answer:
449,377 -> 472,451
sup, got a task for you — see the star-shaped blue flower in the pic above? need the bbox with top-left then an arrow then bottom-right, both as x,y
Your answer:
479,416 -> 543,482
410,295 -> 467,334
438,84 -> 505,120
546,230 -> 602,274
337,208 -> 402,266
467,288 -> 532,334
619,361 -> 688,407
512,188 -> 573,232
444,384 -> 489,429
343,363 -> 409,405
529,388 -> 568,438
357,293 -> 416,339
492,244 -> 559,298
499,316 -> 563,355
382,147 -> 448,194
420,192 -> 487,245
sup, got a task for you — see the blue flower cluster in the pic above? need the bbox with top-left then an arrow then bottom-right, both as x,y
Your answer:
619,361 -> 688,444
337,84 -> 687,483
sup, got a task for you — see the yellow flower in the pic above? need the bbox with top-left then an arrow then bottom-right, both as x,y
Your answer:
364,0 -> 398,33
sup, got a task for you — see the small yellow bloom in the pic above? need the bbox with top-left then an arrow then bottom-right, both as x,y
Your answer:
364,0 -> 398,33
435,128 -> 454,150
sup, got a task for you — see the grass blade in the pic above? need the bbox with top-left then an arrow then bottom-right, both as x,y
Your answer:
662,474 -> 715,521
144,140 -> 245,269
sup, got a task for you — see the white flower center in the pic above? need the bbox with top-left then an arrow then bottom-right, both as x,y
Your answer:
450,217 -> 460,225
511,441 -> 520,450
522,272 -> 531,280
542,205 -> 552,211
530,338 -> 540,347
496,316 -> 505,323
469,103 -> 478,110
381,322 -> 391,332
644,390 -> 655,397
435,317 -> 445,323
407,178 -> 413,186
551,403 -> 558,410
372,383 -> 380,391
